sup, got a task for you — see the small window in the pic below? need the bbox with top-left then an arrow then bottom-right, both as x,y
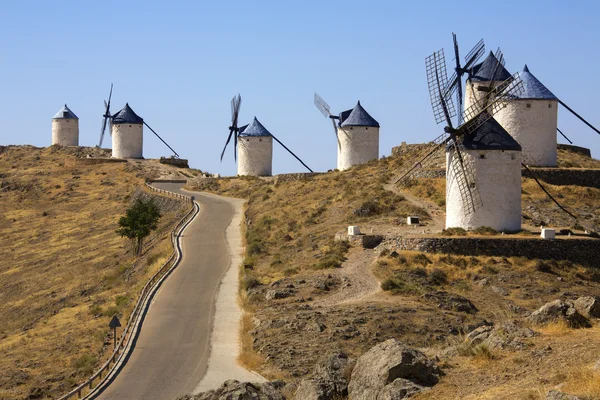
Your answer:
526,103 -> 531,108
548,103 -> 552,108
259,138 -> 262,142
511,154 -> 516,160
479,154 -> 485,159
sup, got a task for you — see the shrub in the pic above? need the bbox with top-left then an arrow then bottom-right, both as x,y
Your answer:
535,260 -> 554,273
441,227 -> 467,236
456,341 -> 494,360
283,267 -> 298,276
247,241 -> 263,256
472,226 -> 497,235
72,354 -> 97,375
411,253 -> 432,266
381,278 -> 421,295
243,276 -> 261,291
412,267 -> 428,277
429,268 -> 448,285
353,200 -> 379,217
116,198 -> 161,255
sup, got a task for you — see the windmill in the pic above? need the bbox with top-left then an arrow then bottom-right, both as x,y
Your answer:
98,84 -> 114,148
220,94 -> 313,175
395,38 -> 525,221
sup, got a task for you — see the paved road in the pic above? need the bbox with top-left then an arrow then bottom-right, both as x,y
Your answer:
96,183 -> 237,400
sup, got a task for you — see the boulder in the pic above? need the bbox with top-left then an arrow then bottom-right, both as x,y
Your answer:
348,339 -> 442,400
466,321 -> 537,350
545,390 -> 582,400
573,296 -> 600,318
177,380 -> 285,400
295,352 -> 353,400
527,300 -> 590,328
265,289 -> 295,301
378,378 -> 425,400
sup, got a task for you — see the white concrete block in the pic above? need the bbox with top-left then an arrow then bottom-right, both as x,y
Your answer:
407,216 -> 419,225
541,228 -> 555,239
348,226 -> 361,235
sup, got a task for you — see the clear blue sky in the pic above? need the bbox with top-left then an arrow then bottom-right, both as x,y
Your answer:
1,0 -> 599,175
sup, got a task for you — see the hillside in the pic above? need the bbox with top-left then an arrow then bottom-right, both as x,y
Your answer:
187,146 -> 600,399
0,145 -> 188,399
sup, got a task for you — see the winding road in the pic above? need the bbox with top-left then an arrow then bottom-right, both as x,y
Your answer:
95,183 -> 257,400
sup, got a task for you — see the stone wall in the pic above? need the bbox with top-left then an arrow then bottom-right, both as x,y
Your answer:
273,172 -> 323,184
160,157 -> 189,168
523,168 -> 600,189
380,236 -> 600,267
558,144 -> 592,158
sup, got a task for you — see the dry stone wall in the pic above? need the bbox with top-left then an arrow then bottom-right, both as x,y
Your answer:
380,237 -> 600,267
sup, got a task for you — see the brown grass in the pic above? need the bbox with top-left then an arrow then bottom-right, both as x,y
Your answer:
0,146 -> 186,399
560,365 -> 600,399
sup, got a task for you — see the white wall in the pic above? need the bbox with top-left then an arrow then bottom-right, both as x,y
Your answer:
51,118 -> 79,146
495,100 -> 558,167
237,136 -> 273,176
446,149 -> 521,232
112,123 -> 143,159
336,126 -> 379,171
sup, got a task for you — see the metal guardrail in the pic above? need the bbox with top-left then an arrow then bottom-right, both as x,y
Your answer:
58,184 -> 197,400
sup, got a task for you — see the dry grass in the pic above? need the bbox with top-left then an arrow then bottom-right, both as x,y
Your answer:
535,319 -> 573,336
0,145 -> 186,399
557,148 -> 600,169
560,365 -> 600,399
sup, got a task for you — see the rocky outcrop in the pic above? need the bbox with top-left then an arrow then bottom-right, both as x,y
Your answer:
177,380 -> 285,400
422,291 -> 478,314
573,296 -> 600,318
527,300 -> 590,328
466,321 -> 537,350
546,390 -> 582,400
348,339 -> 442,400
295,352 -> 353,400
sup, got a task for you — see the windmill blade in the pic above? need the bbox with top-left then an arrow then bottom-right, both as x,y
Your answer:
448,138 -> 482,215
98,116 -> 108,148
557,128 -> 573,144
106,83 -> 113,112
558,99 -> 600,136
463,38 -> 485,70
314,92 -> 331,118
143,121 -> 180,158
459,72 -> 524,136
220,129 -> 235,161
426,49 -> 457,125
394,133 -> 450,185
231,94 -> 241,129
271,134 -> 313,173
234,131 -> 238,162
452,33 -> 464,124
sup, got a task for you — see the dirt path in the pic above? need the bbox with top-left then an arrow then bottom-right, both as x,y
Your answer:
313,247 -> 381,308
383,182 -> 446,233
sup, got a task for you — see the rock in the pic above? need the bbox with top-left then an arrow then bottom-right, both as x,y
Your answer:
178,380 -> 285,400
466,321 -> 537,350
348,339 -> 442,400
422,291 -> 478,314
295,352 -> 353,400
378,378 -> 425,400
265,289 -> 295,301
527,300 -> 590,328
490,285 -> 509,296
573,296 -> 600,318
546,390 -> 583,400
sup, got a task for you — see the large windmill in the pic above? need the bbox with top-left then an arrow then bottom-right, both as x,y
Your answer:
220,94 -> 313,176
395,36 -> 526,231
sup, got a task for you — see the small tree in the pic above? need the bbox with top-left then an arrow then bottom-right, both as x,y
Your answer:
116,198 -> 161,255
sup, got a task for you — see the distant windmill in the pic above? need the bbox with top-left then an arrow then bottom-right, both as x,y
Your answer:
314,93 -> 380,171
220,94 -> 312,176
52,104 -> 79,146
395,38 -> 526,232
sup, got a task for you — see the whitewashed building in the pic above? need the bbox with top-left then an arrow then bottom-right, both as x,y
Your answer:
237,117 -> 273,176
337,101 -> 380,171
111,103 -> 144,159
52,104 -> 79,146
464,52 -> 512,112
446,117 -> 522,232
495,65 -> 558,167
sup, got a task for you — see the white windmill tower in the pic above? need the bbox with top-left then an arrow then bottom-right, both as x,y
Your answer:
111,103 -> 144,159
237,117 -> 273,176
220,94 -> 313,177
51,104 -> 79,146
395,35 -> 526,232
314,95 -> 380,171
494,65 -> 558,167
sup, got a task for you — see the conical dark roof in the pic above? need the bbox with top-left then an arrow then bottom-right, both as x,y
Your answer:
53,104 -> 78,119
238,117 -> 271,137
470,52 -> 512,82
340,101 -> 380,128
112,103 -> 143,124
517,65 -> 557,100
459,114 -> 521,151
238,124 -> 249,135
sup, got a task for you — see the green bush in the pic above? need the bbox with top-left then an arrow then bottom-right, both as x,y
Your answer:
429,268 -> 448,285
472,226 -> 497,236
441,227 -> 467,236
72,354 -> 97,375
243,276 -> 261,291
411,253 -> 432,266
